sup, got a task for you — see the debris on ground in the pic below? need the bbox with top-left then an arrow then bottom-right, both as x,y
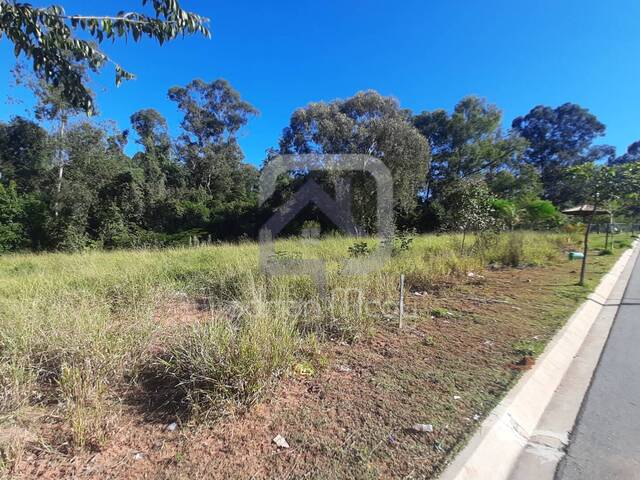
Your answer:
509,356 -> 536,370
272,434 -> 290,449
411,423 -> 434,433
166,422 -> 178,432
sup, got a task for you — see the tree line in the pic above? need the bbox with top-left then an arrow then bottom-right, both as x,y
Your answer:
1,76 -> 639,252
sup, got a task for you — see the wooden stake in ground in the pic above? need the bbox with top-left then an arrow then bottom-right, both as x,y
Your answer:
399,274 -> 405,329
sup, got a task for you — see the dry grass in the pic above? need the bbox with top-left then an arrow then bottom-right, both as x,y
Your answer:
0,231 -> 630,477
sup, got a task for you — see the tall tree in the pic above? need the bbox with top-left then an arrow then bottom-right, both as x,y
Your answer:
279,90 -> 430,231
0,0 -> 209,114
0,117 -> 51,192
610,141 -> 640,165
130,108 -> 173,202
46,121 -> 132,249
413,96 -> 526,198
13,63 -> 93,215
169,79 -> 258,201
512,103 -> 612,205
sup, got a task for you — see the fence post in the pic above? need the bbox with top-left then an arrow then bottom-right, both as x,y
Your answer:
399,274 -> 405,329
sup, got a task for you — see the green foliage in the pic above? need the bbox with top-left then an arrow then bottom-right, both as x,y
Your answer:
513,339 -> 546,357
431,307 -> 452,318
348,241 -> 371,257
522,199 -> 562,229
392,230 -> 414,255
440,178 -> 497,234
0,181 -> 27,252
491,198 -> 517,229
279,90 -> 431,231
1,78 -> 638,253
0,0 -> 210,114
512,103 -> 611,206
413,96 -> 527,197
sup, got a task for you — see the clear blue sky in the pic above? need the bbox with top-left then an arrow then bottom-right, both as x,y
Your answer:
1,0 -> 639,165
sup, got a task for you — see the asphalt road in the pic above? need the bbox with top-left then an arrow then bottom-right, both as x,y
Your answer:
557,253 -> 640,480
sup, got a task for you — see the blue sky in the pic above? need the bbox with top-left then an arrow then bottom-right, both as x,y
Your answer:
1,0 -> 639,165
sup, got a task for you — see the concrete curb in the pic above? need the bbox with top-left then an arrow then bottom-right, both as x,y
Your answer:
438,241 -> 639,480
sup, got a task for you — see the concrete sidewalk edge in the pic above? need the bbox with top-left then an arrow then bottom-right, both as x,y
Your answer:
438,241 -> 640,480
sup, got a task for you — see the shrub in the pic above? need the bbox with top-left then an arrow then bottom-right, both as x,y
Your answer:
393,230 -> 414,255
491,198 -> 517,230
522,199 -> 563,229
513,339 -> 545,357
502,233 -> 525,267
0,181 -> 27,253
348,241 -> 371,257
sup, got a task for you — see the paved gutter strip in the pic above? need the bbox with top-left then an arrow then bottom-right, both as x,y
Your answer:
439,242 -> 639,480
556,246 -> 640,480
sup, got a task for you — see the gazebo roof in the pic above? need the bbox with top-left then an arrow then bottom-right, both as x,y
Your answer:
562,204 -> 611,216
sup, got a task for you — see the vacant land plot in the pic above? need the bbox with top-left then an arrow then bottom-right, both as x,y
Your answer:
0,232 -> 633,479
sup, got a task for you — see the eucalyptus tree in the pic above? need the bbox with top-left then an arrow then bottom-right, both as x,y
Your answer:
169,79 -> 258,202
130,109 -> 173,202
278,90 -> 431,232
610,141 -> 640,165
13,63 -> 93,216
413,96 -> 526,199
512,103 -> 613,206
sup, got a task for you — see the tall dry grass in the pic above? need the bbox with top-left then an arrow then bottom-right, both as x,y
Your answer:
0,231 -> 581,456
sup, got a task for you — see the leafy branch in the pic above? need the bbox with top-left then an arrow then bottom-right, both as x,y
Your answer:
0,0 -> 210,114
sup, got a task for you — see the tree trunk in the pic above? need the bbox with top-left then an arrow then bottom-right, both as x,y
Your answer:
579,201 -> 599,286
53,120 -> 66,217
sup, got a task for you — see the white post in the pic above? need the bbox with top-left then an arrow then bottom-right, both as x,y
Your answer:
399,274 -> 405,329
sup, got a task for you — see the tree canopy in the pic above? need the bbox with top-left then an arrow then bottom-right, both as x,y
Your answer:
0,78 -> 638,253
512,103 -> 614,205
279,90 -> 430,231
0,0 -> 209,114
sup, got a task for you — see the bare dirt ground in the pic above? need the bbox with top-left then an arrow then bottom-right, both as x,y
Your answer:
7,257 -> 613,480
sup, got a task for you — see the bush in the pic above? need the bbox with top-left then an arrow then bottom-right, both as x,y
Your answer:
491,199 -> 517,230
348,241 -> 371,257
502,233 -> 525,267
522,199 -> 563,229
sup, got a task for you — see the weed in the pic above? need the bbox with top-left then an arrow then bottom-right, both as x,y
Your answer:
422,336 -> 436,347
431,307 -> 452,318
502,233 -> 525,267
348,241 -> 371,257
512,339 -> 546,357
